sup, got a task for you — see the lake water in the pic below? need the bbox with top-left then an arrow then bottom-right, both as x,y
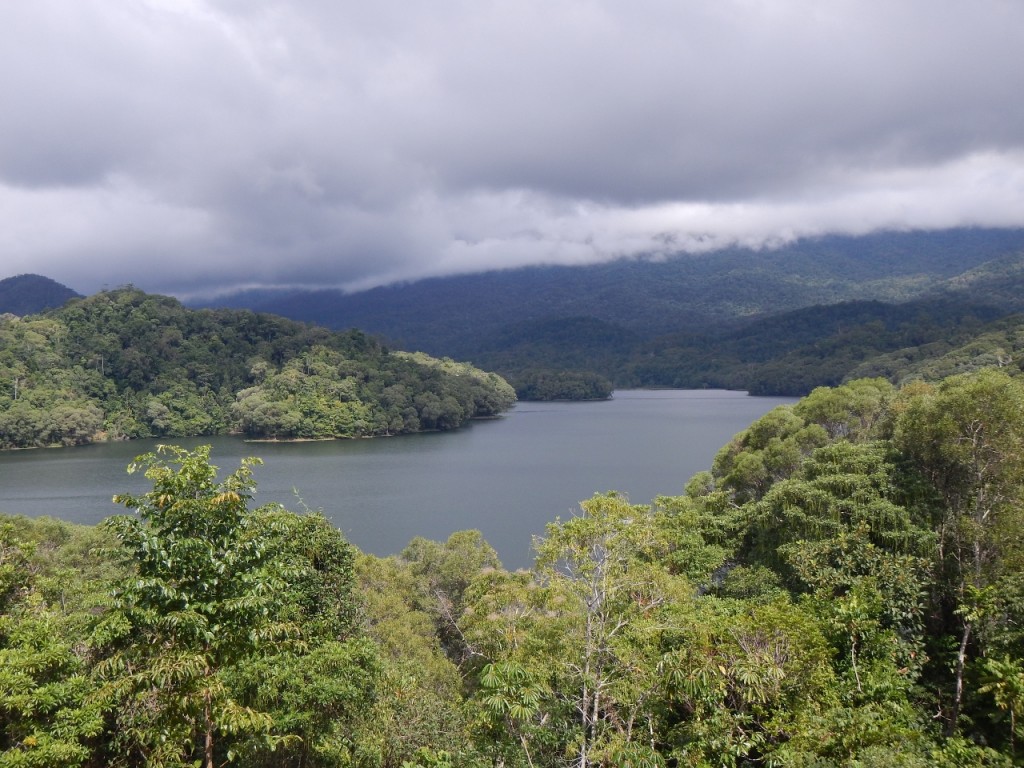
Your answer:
0,390 -> 793,569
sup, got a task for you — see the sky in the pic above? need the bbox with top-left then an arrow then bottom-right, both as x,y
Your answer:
2,0 -> 1024,299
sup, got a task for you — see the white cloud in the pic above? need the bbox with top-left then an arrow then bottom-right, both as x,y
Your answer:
1,0 -> 1023,296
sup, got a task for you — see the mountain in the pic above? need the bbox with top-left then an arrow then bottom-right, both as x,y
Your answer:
194,228 -> 1024,395
624,297 -> 1006,395
0,274 -> 81,315
198,228 -> 1024,354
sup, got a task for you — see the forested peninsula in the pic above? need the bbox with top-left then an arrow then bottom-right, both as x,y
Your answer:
0,287 -> 516,450
3,369 -> 1024,766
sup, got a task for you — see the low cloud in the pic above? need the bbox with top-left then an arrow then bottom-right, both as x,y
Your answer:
2,1 -> 1023,297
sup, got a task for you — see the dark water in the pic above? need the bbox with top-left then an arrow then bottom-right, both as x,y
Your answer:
0,390 -> 793,569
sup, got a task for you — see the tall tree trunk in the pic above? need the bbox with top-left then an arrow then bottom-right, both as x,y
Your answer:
204,689 -> 215,768
948,620 -> 972,736
580,621 -> 592,768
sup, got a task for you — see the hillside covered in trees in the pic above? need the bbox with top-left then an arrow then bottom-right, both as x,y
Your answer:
199,228 -> 1024,396
3,368 -> 1024,766
0,288 -> 515,450
0,274 -> 80,317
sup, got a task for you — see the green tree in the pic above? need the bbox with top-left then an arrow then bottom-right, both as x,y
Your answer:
401,530 -> 502,662
892,370 -> 1024,734
225,512 -> 382,767
793,377 -> 893,441
531,493 -> 684,767
712,406 -> 828,504
0,523 -> 104,767
357,552 -> 485,766
92,446 -> 302,768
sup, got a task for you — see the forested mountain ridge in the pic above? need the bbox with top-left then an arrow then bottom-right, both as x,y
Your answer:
850,311 -> 1024,383
200,228 -> 1024,349
196,228 -> 1024,396
620,296 -> 1009,394
0,273 -> 80,316
0,287 -> 515,449
438,295 -> 1012,396
4,369 -> 1024,765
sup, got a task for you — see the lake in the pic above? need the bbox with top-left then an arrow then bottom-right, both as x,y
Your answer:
0,390 -> 794,569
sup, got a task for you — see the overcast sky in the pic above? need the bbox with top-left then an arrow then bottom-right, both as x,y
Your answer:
2,1 -> 1023,298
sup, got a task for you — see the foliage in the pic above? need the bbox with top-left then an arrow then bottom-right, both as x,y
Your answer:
211,228 -> 1024,360
510,369 -> 614,401
890,370 -> 1024,737
355,552 -> 486,766
0,518 -> 111,768
203,229 -> 1024,396
3,368 -> 1024,763
0,288 -> 515,448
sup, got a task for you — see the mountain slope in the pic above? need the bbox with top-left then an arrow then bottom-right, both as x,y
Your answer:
198,228 -> 1024,359
615,297 -> 1003,394
0,274 -> 81,315
849,313 -> 1024,383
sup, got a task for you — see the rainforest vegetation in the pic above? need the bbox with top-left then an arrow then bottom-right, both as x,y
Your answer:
0,287 -> 516,449
197,229 -> 1024,399
8,229 -> 1024,402
4,368 -> 1024,766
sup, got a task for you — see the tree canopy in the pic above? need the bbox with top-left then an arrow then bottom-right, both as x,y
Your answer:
3,368 -> 1024,765
0,288 -> 515,449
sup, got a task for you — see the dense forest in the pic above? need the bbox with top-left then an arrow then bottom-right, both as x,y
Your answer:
207,229 -> 1024,348
199,228 -> 1024,397
4,368 -> 1024,766
0,288 -> 516,450
8,230 -> 1024,403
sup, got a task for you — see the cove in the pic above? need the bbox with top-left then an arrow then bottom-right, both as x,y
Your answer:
0,390 -> 794,569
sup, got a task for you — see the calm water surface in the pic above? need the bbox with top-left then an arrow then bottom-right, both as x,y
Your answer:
0,390 -> 793,568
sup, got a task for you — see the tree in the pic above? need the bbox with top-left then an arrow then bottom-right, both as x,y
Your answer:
0,523 -> 104,767
892,370 -> 1024,734
712,406 -> 828,504
356,552 -> 483,766
531,493 -> 683,767
401,530 -> 502,662
793,377 -> 893,441
92,445 -> 302,768
224,512 -> 382,767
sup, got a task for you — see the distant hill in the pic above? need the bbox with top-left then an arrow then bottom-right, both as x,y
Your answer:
0,274 -> 80,316
197,228 -> 1024,359
623,297 -> 1007,395
849,312 -> 1024,384
927,251 -> 1024,314
191,228 -> 1024,395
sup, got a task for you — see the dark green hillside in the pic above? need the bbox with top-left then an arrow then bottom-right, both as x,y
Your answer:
201,228 -> 1024,358
475,316 -> 638,374
0,288 -> 515,449
850,312 -> 1024,383
193,228 -> 1024,397
930,250 -> 1024,313
467,317 -> 626,400
624,297 -> 1005,394
0,273 -> 80,316
457,297 -> 1004,396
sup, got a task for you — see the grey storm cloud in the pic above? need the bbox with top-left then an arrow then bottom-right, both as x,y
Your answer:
1,0 -> 1023,297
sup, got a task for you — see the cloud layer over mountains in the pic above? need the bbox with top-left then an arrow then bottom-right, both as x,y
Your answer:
3,1 -> 1024,297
